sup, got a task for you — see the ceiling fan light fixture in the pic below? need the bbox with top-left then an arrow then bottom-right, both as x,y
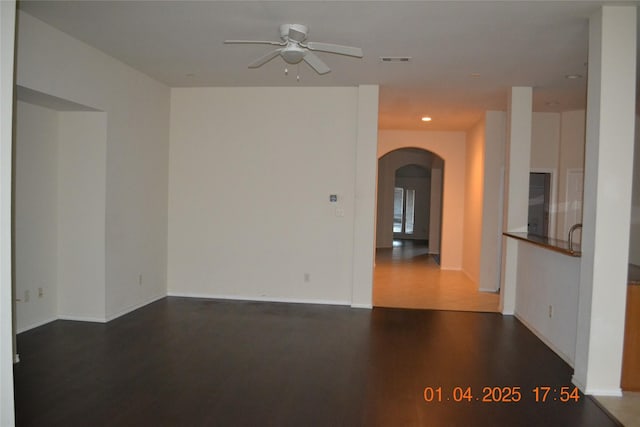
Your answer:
281,46 -> 306,64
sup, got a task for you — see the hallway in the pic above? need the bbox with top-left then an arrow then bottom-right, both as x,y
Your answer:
373,240 -> 500,312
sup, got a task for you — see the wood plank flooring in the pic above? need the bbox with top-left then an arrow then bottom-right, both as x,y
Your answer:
374,241 -> 500,312
14,297 -> 620,426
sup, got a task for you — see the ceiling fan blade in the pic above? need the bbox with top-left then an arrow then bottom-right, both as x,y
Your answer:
303,52 -> 331,75
305,42 -> 363,58
248,49 -> 282,68
224,40 -> 285,46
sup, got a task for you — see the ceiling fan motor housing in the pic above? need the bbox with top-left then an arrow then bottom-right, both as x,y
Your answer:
280,24 -> 308,42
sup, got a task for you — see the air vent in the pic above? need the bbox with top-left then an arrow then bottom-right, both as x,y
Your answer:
379,56 -> 412,63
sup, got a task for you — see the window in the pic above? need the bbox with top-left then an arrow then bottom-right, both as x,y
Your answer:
393,187 -> 404,233
393,187 -> 415,235
405,189 -> 415,234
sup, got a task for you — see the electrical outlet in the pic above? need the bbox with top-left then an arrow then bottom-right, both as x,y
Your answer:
24,290 -> 30,303
38,287 -> 43,298
548,305 -> 553,318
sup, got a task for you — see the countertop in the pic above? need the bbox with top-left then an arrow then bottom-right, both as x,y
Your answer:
503,232 -> 581,257
504,232 -> 640,286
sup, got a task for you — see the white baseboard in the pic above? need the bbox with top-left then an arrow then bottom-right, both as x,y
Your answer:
584,387 -> 622,397
572,375 -> 586,393
167,291 -> 350,307
572,374 -> 623,396
16,316 -> 58,334
57,314 -> 107,323
105,293 -> 165,322
19,295 -> 166,331
514,312 -> 574,367
478,287 -> 499,293
351,303 -> 373,309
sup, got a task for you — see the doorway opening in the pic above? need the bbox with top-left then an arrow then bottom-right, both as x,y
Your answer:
373,147 -> 498,312
375,148 -> 443,258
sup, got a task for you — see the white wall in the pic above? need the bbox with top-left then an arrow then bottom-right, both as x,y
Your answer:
530,112 -> 561,238
378,131 -> 466,270
168,87 -> 363,304
16,11 -> 170,320
463,118 -> 485,283
1,2 -> 16,425
574,6 -> 636,395
14,102 -> 59,332
531,112 -> 561,171
557,110 -> 586,241
515,241 -> 581,365
57,113 -> 107,321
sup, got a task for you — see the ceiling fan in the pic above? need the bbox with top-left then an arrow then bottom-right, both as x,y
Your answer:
224,24 -> 363,75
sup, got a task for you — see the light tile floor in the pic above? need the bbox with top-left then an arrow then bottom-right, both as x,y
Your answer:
373,240 -> 499,312
596,392 -> 640,427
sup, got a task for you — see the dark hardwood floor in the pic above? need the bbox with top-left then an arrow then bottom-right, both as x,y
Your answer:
14,297 -> 620,426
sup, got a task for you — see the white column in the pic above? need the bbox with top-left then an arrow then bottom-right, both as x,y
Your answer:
0,1 -> 16,425
500,87 -> 532,314
351,85 -> 379,308
573,6 -> 636,395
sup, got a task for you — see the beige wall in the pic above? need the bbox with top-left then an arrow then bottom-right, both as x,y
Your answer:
463,119 -> 485,283
56,112 -> 107,322
168,87 -> 365,304
479,111 -> 507,291
14,101 -> 59,332
16,12 -> 170,320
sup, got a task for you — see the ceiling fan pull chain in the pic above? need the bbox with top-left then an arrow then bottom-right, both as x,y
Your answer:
297,64 -> 300,82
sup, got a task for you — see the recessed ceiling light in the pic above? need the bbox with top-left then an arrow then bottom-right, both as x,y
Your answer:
565,74 -> 583,79
421,116 -> 432,122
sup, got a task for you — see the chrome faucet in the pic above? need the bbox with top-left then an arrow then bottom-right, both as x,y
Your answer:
568,223 -> 582,253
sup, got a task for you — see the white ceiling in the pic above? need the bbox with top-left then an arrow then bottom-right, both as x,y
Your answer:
17,0 -> 637,131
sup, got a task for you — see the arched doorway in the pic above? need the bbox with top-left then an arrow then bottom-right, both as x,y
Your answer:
373,146 -> 498,312
375,148 -> 443,258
